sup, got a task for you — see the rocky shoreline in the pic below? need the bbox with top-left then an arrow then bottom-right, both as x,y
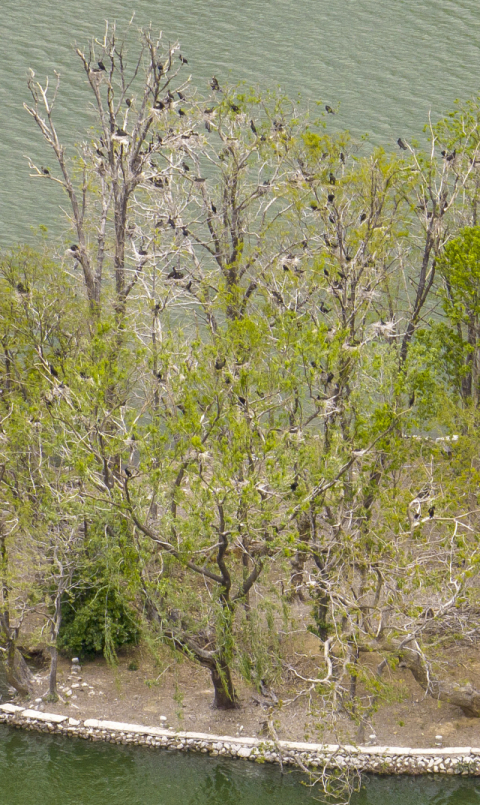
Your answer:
1,703 -> 479,776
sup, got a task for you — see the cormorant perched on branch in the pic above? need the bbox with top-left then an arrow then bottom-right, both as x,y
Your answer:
325,105 -> 334,114
67,244 -> 80,257
397,138 -> 407,150
210,76 -> 220,91
167,268 -> 184,280
441,149 -> 456,162
179,54 -> 188,64
250,120 -> 257,134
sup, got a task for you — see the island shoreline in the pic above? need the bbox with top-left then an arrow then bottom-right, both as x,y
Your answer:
1,703 -> 479,776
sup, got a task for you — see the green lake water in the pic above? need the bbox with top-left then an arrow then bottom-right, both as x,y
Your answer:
1,0 -> 480,245
0,725 -> 479,805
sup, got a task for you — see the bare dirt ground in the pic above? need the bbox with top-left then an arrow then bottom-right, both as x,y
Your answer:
16,633 -> 480,750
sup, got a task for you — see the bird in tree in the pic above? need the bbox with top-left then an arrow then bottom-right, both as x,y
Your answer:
179,54 -> 188,64
325,105 -> 334,114
167,268 -> 184,280
250,119 -> 257,134
397,137 -> 407,150
210,76 -> 220,91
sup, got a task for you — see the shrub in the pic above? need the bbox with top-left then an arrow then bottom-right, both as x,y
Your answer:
58,585 -> 140,659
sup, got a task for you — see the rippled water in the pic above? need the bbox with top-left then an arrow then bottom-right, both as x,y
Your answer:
0,725 -> 479,805
1,0 -> 480,245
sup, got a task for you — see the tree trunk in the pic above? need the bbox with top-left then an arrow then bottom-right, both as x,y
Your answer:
211,661 -> 238,709
368,639 -> 480,718
6,648 -> 33,696
48,645 -> 58,700
401,646 -> 480,717
47,594 -> 62,700
288,511 -> 311,601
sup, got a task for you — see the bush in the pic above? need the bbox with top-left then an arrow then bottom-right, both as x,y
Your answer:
58,585 -> 140,659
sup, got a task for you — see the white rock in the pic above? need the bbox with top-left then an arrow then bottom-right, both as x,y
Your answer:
21,710 -> 67,724
0,704 -> 24,713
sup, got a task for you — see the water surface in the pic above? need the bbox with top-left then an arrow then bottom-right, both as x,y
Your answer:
0,725 -> 479,805
1,0 -> 480,244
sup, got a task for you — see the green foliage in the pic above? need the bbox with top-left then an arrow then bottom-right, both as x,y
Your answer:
58,581 -> 140,659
